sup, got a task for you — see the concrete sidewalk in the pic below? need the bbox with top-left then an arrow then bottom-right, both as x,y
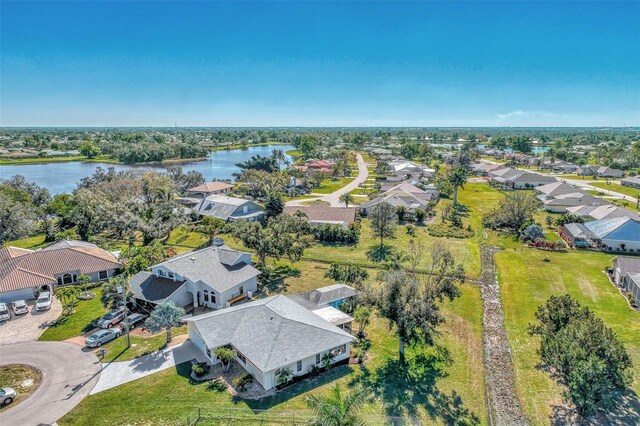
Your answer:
91,340 -> 206,394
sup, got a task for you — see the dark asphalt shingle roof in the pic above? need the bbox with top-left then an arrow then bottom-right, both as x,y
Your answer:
129,271 -> 186,304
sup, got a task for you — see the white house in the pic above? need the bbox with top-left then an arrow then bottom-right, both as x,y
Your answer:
187,295 -> 355,390
611,256 -> 640,305
129,245 -> 260,310
195,195 -> 265,222
583,217 -> 640,252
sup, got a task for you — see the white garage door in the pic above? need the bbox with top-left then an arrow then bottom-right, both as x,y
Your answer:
0,287 -> 36,303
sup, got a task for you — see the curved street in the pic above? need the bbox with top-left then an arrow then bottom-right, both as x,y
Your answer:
286,153 -> 369,207
0,341 -> 101,426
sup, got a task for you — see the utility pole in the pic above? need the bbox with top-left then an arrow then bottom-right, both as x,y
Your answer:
117,286 -> 131,349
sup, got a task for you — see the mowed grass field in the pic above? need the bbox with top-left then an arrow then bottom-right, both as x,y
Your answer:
590,181 -> 640,198
60,259 -> 487,425
496,249 -> 640,425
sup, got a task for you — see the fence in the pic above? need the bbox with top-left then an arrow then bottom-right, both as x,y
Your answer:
176,407 -> 421,425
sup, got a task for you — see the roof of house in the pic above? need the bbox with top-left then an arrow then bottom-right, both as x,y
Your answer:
283,205 -> 357,225
187,295 -> 355,372
188,181 -> 234,193
195,195 -> 261,220
129,271 -> 186,304
155,245 -> 260,292
584,217 -> 640,241
578,205 -> 639,221
622,176 -> 640,185
287,284 -> 357,310
311,306 -> 354,326
0,240 -> 122,294
614,256 -> 640,276
535,182 -> 583,197
361,191 -> 430,210
563,223 -> 595,240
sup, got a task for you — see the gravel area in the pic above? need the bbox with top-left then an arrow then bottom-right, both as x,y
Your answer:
479,245 -> 528,425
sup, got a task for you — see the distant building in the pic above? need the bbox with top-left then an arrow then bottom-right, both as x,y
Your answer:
283,205 -> 357,228
621,176 -> 640,189
187,181 -> 234,198
610,256 -> 640,305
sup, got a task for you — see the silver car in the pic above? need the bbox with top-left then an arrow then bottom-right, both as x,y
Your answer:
11,300 -> 29,315
0,387 -> 16,405
35,291 -> 52,311
96,308 -> 126,329
0,303 -> 10,321
85,329 -> 121,347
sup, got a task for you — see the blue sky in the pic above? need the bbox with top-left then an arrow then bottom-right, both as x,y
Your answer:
1,1 -> 639,127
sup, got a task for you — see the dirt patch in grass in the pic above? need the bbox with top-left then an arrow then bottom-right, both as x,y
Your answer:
0,364 -> 42,411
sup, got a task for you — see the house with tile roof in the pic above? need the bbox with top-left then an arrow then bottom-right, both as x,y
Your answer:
129,245 -> 260,310
283,205 -> 357,228
0,240 -> 122,303
187,294 -> 355,390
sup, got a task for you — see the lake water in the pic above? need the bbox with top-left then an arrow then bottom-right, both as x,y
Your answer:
432,143 -> 550,154
0,144 -> 295,194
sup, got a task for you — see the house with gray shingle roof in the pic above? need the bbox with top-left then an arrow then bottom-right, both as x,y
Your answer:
195,195 -> 264,222
129,245 -> 260,310
187,294 -> 355,390
610,256 -> 640,306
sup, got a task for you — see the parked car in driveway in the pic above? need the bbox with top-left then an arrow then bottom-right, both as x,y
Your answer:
0,387 -> 16,405
85,329 -> 121,347
11,300 -> 29,315
0,303 -> 10,321
35,291 -> 52,311
122,313 -> 147,330
96,308 -> 126,329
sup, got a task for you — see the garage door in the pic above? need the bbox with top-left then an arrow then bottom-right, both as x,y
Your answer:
0,287 -> 36,303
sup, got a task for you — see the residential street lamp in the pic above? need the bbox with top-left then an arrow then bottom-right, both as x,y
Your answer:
117,285 -> 130,349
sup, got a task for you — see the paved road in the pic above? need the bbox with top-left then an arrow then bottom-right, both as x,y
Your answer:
286,153 -> 369,207
0,341 -> 101,426
91,340 -> 205,394
0,298 -> 62,345
479,159 -> 639,205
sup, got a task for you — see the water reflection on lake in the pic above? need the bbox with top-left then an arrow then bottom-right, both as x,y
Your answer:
0,145 -> 295,194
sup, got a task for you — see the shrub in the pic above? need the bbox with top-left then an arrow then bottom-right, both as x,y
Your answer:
522,224 -> 545,242
427,223 -> 474,238
406,224 -> 416,237
313,223 -> 360,244
233,373 -> 254,391
192,363 -> 209,377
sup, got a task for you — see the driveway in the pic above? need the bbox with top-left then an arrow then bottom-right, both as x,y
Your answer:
286,153 -> 369,207
0,341 -> 101,426
0,298 -> 62,345
91,340 -> 205,394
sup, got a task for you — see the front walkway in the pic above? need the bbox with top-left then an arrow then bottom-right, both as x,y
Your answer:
91,340 -> 206,394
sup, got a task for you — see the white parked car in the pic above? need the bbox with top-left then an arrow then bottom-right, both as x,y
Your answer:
35,291 -> 52,311
0,303 -> 10,321
11,300 -> 29,315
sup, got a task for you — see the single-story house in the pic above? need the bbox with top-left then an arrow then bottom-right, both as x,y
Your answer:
195,195 -> 265,222
360,182 -> 438,215
0,240 -> 122,303
283,205 -> 357,228
187,295 -> 355,390
562,217 -> 640,252
188,181 -> 234,198
610,256 -> 640,304
596,166 -> 624,178
537,192 -> 609,213
565,204 -> 639,221
490,168 -> 557,189
621,176 -> 640,189
129,245 -> 260,310
535,182 -> 583,197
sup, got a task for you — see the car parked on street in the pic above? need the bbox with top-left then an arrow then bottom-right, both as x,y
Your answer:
96,308 -> 126,329
0,387 -> 16,405
0,303 -> 10,321
85,329 -> 121,347
122,313 -> 147,330
11,300 -> 29,315
35,291 -> 52,311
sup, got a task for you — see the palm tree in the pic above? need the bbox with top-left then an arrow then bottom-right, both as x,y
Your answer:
306,384 -> 368,426
339,192 -> 355,208
272,149 -> 287,166
144,301 -> 185,345
449,166 -> 468,206
57,286 -> 80,315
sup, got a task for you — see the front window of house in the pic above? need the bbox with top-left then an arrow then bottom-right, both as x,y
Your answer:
203,290 -> 209,302
239,286 -> 244,294
315,354 -> 321,365
211,293 -> 216,304
63,273 -> 73,285
168,272 -> 174,279
296,360 -> 302,372
158,269 -> 166,277
330,345 -> 347,357
57,277 -> 62,286
237,351 -> 246,364
99,270 -> 108,280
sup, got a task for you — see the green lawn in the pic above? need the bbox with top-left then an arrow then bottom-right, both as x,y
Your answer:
39,289 -> 108,341
496,249 -> 640,424
590,182 -> 640,199
100,326 -> 188,363
0,364 -> 42,411
313,177 -> 355,194
6,234 -> 48,249
60,260 -> 486,426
